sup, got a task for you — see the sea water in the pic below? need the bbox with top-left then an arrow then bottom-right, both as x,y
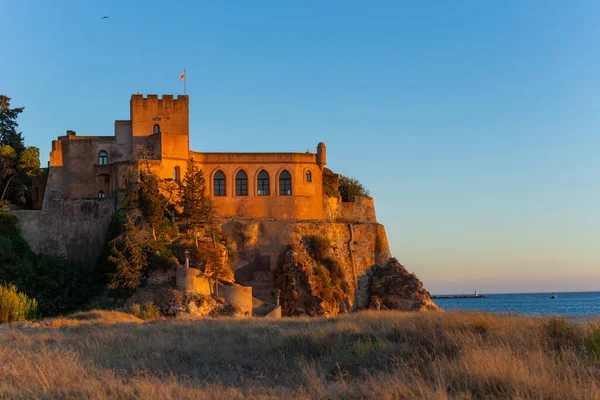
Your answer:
432,291 -> 600,316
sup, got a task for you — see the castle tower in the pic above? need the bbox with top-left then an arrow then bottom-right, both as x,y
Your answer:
316,142 -> 327,170
130,94 -> 189,159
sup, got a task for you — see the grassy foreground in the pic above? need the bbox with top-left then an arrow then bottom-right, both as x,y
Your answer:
1,311 -> 599,399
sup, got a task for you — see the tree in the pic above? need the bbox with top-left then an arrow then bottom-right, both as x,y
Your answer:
0,145 -> 42,205
137,170 -> 164,240
108,211 -> 150,290
338,174 -> 370,202
0,96 -> 25,156
178,157 -> 214,228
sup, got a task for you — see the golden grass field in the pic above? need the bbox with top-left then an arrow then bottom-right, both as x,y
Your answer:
1,310 -> 599,399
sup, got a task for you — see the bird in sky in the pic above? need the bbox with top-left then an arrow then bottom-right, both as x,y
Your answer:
102,16 -> 109,19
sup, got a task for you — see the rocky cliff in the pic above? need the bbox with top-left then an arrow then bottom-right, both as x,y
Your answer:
218,216 -> 439,316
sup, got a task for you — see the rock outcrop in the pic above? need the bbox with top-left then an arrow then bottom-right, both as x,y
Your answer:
276,242 -> 352,317
368,258 -> 440,311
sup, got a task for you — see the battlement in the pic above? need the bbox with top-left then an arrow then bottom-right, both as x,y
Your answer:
130,94 -> 188,109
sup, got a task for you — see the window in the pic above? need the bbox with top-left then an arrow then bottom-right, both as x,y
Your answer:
98,151 -> 108,165
214,170 -> 226,196
236,170 -> 248,196
174,166 -> 180,181
279,170 -> 292,195
257,170 -> 270,196
98,191 -> 105,198
306,170 -> 312,183
153,124 -> 160,134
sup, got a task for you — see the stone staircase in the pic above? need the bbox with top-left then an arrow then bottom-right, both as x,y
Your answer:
241,279 -> 277,304
239,278 -> 280,317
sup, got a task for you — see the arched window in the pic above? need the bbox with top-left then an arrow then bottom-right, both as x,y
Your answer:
279,170 -> 292,196
98,191 -> 105,198
174,166 -> 180,181
306,170 -> 312,183
153,124 -> 160,134
257,170 -> 270,196
214,170 -> 226,196
98,151 -> 108,165
235,170 -> 248,196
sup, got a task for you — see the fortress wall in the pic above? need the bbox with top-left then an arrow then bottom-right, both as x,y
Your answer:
176,267 -> 254,315
215,281 -> 253,315
11,193 -> 115,264
323,196 -> 377,223
176,267 -> 212,295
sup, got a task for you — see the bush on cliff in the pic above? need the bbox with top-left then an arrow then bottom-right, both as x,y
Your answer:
338,174 -> 370,202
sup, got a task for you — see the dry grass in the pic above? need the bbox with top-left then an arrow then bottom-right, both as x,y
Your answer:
0,311 -> 599,399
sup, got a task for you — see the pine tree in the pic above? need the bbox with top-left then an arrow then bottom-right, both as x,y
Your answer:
178,157 -> 213,226
178,157 -> 215,248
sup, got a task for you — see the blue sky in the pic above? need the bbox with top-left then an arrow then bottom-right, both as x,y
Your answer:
2,1 -> 599,294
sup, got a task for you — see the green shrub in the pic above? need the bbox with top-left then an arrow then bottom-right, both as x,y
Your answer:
0,283 -> 37,323
338,175 -> 370,202
130,302 -> 161,320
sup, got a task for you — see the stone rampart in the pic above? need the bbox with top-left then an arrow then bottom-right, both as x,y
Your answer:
215,280 -> 253,315
176,266 -> 254,315
176,267 -> 212,295
324,196 -> 377,223
11,193 -> 114,264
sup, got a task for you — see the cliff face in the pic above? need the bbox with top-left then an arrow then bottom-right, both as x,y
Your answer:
220,218 -> 391,309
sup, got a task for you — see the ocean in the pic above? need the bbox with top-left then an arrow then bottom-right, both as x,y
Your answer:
432,291 -> 600,316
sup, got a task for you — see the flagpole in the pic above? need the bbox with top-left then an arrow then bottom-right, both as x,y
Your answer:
184,69 -> 187,95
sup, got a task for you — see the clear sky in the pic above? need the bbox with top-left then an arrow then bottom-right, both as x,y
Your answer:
2,1 -> 599,294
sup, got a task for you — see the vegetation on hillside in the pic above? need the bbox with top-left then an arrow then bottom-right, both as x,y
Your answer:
104,152 -> 233,296
1,311 -> 599,398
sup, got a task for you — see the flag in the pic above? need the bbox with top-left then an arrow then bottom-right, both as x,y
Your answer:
180,70 -> 186,81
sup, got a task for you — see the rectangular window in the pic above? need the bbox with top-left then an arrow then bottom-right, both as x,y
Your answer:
258,180 -> 269,196
280,180 -> 292,195
214,179 -> 225,196
236,180 -> 248,196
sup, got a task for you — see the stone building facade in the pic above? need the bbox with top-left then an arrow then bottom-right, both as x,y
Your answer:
39,94 -> 329,220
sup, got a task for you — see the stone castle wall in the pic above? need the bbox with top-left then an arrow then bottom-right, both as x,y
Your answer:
11,191 -> 114,264
323,195 -> 377,223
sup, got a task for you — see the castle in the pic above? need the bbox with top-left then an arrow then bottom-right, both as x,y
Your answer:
35,94 -> 329,220
13,93 -> 389,313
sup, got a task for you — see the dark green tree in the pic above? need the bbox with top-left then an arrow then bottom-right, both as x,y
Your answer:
338,174 -> 370,202
0,95 -> 25,156
178,157 -> 213,227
